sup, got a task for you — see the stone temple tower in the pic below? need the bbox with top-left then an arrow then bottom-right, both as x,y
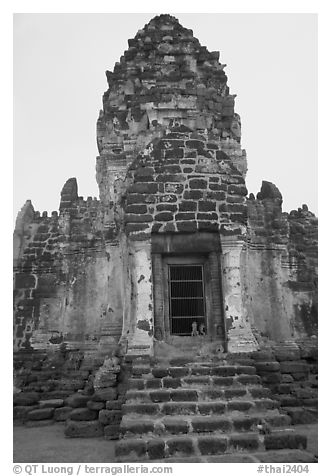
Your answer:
13,14 -> 318,459
14,14 -> 317,358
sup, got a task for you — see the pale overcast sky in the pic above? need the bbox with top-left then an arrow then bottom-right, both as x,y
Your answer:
13,13 -> 317,217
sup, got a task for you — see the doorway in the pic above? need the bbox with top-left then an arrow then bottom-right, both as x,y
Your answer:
168,264 -> 206,335
151,232 -> 225,343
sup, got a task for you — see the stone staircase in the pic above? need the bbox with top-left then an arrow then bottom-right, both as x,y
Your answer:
115,354 -> 316,463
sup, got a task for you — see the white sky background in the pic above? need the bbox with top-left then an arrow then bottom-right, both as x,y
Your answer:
14,13 -> 317,217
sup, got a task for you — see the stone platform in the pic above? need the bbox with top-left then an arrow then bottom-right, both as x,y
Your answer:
114,350 -> 317,462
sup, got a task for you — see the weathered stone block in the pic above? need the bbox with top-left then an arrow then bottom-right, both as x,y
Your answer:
115,439 -> 147,458
169,357 -> 191,366
229,435 -> 259,451
212,377 -> 234,386
39,399 -> 64,408
70,408 -> 98,421
232,416 -> 258,432
126,390 -> 149,401
164,148 -> 184,159
198,200 -> 216,212
198,436 -> 227,455
254,399 -> 279,411
264,433 -> 307,451
211,366 -> 236,377
274,349 -> 301,361
147,439 -> 165,459
249,387 -> 271,398
150,390 -> 171,403
175,212 -> 195,221
125,204 -> 148,214
198,402 -> 226,415
261,373 -> 282,384
127,193 -> 156,205
65,420 -> 103,438
168,367 -> 190,378
154,212 -> 174,222
99,409 -> 122,425
53,406 -> 72,422
255,362 -> 281,372
152,367 -> 169,378
146,378 -> 162,389
106,400 -> 123,410
15,273 -> 36,289
237,375 -> 261,385
280,361 -> 309,374
167,437 -> 194,456
284,407 -> 317,424
191,416 -> 231,433
224,388 -> 247,399
186,140 -> 205,150
65,394 -> 90,408
127,379 -> 144,390
121,420 -> 154,435
93,388 -> 118,401
170,389 -> 198,401
189,179 -> 207,189
251,350 -> 275,362
128,183 -> 158,194
164,419 -> 189,434
155,204 -> 178,212
191,366 -> 210,376
183,190 -> 203,200
125,213 -> 153,223
27,408 -> 54,420
277,395 -> 301,407
163,377 -> 181,388
163,402 -> 196,415
87,400 -> 105,411
206,191 -> 226,201
178,200 -> 197,211
197,212 -> 218,221
227,400 -> 253,412
122,403 -> 159,415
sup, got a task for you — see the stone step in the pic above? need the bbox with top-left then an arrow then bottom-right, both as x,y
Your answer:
122,398 -> 280,416
120,412 -> 291,437
126,385 -> 272,402
115,430 -> 308,461
281,406 -> 318,424
128,373 -> 261,390
151,364 -> 256,378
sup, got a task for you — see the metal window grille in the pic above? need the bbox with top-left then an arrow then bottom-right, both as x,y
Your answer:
168,264 -> 206,335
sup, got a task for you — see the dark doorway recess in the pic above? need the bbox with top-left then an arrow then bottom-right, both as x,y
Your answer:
168,264 -> 206,335
151,232 -> 225,344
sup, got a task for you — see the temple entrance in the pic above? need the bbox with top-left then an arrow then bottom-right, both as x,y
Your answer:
168,264 -> 206,336
151,232 -> 226,345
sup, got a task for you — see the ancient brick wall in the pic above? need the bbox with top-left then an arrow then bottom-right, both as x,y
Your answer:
13,178 -> 125,351
123,126 -> 247,241
242,182 -> 318,342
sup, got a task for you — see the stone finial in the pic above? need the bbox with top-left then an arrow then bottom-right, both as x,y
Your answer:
59,178 -> 78,210
14,200 -> 35,233
256,181 -> 283,202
